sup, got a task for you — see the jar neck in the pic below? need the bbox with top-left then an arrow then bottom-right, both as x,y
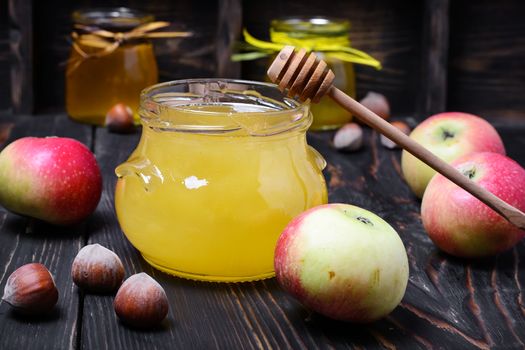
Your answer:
140,79 -> 312,136
73,7 -> 154,31
269,29 -> 350,50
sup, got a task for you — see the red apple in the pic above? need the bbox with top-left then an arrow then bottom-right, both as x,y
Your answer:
0,137 -> 102,225
401,112 -> 505,198
275,203 -> 409,323
421,152 -> 525,257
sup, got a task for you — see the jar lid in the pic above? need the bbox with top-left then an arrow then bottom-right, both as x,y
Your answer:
270,17 -> 350,36
72,7 -> 154,30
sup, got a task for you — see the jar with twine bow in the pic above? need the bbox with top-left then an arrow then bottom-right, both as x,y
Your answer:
65,8 -> 191,125
233,17 -> 381,130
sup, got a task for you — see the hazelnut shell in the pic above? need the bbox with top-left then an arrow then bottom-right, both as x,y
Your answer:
71,243 -> 125,293
114,273 -> 169,329
380,121 -> 411,149
360,92 -> 390,120
105,103 -> 136,134
333,123 -> 363,152
2,263 -> 58,315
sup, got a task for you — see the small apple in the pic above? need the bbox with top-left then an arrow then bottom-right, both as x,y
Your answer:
274,203 -> 409,323
0,137 -> 102,225
421,152 -> 525,257
401,112 -> 505,198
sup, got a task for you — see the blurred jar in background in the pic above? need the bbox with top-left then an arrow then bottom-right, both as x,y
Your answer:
271,18 -> 357,130
66,8 -> 158,125
236,17 -> 381,131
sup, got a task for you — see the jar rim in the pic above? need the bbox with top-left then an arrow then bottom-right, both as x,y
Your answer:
72,7 -> 154,29
140,79 -> 311,136
271,17 -> 350,35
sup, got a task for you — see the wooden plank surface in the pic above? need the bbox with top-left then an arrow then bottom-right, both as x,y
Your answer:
0,115 -> 525,349
0,0 -> 10,111
216,0 -> 242,78
81,121 -> 525,349
448,0 -> 525,123
0,115 -> 92,349
418,0 -> 449,117
8,0 -> 33,114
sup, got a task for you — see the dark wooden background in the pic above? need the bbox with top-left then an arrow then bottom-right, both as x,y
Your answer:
0,0 -> 9,111
0,1 -> 525,349
0,0 -> 524,123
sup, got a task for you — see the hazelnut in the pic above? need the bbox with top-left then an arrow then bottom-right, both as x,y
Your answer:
333,123 -> 363,152
360,92 -> 390,120
105,103 -> 136,134
71,244 -> 125,293
380,121 -> 411,149
114,273 -> 168,329
2,263 -> 58,315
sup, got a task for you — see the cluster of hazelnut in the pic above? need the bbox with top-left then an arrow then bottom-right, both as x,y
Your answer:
332,91 -> 411,152
1,244 -> 169,329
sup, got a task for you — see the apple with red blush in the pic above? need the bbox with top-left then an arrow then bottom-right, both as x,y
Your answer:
274,203 -> 409,323
421,152 -> 525,257
401,112 -> 505,198
0,137 -> 102,225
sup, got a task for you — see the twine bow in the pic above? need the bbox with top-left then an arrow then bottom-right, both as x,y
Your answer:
67,21 -> 192,75
233,29 -> 381,69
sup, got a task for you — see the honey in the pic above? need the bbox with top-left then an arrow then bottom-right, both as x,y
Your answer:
66,8 -> 158,125
114,80 -> 328,282
269,18 -> 357,130
310,53 -> 356,130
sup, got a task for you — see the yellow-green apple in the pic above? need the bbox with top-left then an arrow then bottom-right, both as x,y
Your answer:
274,203 -> 409,323
0,137 -> 102,225
401,112 -> 505,198
421,152 -> 525,257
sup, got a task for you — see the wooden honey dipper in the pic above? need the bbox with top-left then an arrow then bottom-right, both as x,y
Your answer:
268,46 -> 525,230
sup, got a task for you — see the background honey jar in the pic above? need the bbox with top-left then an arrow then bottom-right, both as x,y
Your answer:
66,8 -> 158,125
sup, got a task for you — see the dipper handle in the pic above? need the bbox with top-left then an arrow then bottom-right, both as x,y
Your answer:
268,46 -> 525,230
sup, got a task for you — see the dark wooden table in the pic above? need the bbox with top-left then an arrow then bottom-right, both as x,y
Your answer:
0,113 -> 524,350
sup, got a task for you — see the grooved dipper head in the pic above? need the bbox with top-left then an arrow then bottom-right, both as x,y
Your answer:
267,45 -> 334,103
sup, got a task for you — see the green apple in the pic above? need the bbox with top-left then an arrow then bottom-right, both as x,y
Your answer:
274,203 -> 409,323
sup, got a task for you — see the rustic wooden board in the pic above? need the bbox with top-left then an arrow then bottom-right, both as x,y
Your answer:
8,0 -> 33,114
448,0 -> 525,123
241,0 -> 424,116
0,0 -> 10,111
418,0 -> 449,117
0,115 -> 92,350
76,121 -> 525,349
216,0 -> 242,78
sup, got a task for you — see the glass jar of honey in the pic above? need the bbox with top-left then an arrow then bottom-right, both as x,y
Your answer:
114,79 -> 328,282
66,8 -> 158,125
270,17 -> 356,130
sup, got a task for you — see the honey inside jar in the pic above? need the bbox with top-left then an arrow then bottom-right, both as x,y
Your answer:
270,17 -> 357,130
115,80 -> 328,282
66,8 -> 158,125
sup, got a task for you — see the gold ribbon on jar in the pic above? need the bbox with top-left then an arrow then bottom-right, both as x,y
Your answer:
233,29 -> 381,69
67,21 -> 192,75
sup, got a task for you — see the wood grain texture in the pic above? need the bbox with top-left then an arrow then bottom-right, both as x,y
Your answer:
31,0 -> 218,113
73,118 -> 525,349
216,0 -> 242,78
418,0 -> 449,117
448,0 -> 525,123
0,0 -> 10,111
0,115 -> 92,350
241,0 -> 424,116
8,0 -> 33,114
